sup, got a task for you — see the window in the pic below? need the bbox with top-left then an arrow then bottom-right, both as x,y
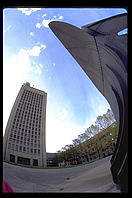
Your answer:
19,146 -> 22,151
15,145 -> 18,151
31,148 -> 33,153
34,149 -> 36,154
23,147 -> 26,152
10,154 -> 15,162
17,156 -> 30,165
12,144 -> 14,149
27,147 -> 29,153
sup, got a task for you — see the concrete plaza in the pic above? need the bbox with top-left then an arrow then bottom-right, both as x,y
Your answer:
3,155 -> 120,192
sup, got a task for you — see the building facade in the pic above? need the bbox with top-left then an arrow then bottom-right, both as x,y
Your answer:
46,152 -> 57,167
3,82 -> 47,167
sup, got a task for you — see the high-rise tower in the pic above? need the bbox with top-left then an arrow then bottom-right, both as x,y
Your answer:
3,82 -> 47,167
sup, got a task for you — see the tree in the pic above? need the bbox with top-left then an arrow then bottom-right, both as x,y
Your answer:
85,124 -> 99,137
105,109 -> 116,125
72,138 -> 81,146
54,109 -> 117,166
78,133 -> 89,143
95,109 -> 115,132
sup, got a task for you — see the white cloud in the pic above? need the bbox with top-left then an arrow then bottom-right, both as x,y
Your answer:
14,48 -> 33,73
46,109 -> 84,152
36,23 -> 42,28
40,43 -> 46,49
42,19 -> 55,28
28,43 -> 46,56
18,8 -> 30,15
34,65 -> 42,75
39,63 -> 43,68
28,46 -> 41,56
30,32 -> 34,36
42,13 -> 47,18
31,62 -> 43,75
31,8 -> 41,12
58,15 -> 63,20
4,25 -> 12,33
35,14 -> 64,29
97,104 -> 109,115
18,8 -> 41,16
59,108 -> 68,120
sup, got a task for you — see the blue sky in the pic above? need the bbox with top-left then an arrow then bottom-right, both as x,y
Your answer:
3,8 -> 127,152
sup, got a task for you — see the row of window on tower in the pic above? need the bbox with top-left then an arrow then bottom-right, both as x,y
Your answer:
12,119 -> 41,131
8,143 -> 40,155
19,90 -> 43,118
9,133 -> 40,141
15,105 -> 42,123
9,138 -> 40,147
21,89 -> 43,101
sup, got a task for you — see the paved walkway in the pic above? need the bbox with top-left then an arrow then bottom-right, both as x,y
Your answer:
3,156 -> 120,192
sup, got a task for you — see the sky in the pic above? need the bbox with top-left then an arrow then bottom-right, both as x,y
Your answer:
3,7 -> 127,153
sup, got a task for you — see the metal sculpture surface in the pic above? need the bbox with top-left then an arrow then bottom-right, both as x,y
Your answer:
49,13 -> 127,192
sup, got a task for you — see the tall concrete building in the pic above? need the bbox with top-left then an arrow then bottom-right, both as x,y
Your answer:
3,82 -> 47,167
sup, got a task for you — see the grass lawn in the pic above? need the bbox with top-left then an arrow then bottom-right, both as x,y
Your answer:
3,160 -> 90,169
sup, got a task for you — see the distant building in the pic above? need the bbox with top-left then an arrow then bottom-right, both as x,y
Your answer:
3,82 -> 47,167
46,152 -> 57,167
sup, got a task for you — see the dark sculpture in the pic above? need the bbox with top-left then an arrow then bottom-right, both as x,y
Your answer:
49,13 -> 128,192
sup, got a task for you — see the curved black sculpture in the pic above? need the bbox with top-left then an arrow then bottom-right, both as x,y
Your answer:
49,13 -> 127,192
